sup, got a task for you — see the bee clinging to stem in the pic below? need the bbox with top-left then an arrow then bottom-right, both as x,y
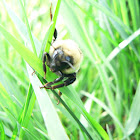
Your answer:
40,4 -> 83,103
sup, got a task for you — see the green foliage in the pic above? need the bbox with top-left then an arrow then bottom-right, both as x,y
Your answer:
0,0 -> 140,139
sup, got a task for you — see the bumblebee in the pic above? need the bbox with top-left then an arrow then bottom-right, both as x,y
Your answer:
40,4 -> 83,92
41,39 -> 83,90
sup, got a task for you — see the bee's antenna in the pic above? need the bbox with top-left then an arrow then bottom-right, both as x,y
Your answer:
50,3 -> 53,21
62,61 -> 75,70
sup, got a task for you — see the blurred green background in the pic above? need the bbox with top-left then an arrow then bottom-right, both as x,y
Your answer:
0,0 -> 140,139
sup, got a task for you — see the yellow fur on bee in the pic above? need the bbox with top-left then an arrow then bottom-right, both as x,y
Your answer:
49,39 -> 83,74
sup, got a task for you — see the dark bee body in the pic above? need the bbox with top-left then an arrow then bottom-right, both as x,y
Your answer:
47,47 -> 73,72
41,39 -> 83,90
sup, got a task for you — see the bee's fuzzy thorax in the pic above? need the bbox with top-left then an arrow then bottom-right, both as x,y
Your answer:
49,39 -> 83,74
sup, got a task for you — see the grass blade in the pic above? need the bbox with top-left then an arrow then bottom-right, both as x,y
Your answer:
27,65 -> 69,140
2,0 -> 41,55
0,121 -> 5,140
18,0 -> 37,55
107,28 -> 140,62
0,25 -> 44,77
124,81 -> 140,138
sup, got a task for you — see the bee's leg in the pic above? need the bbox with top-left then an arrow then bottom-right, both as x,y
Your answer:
57,91 -> 62,105
53,28 -> 57,42
45,73 -> 76,89
31,70 -> 36,76
50,3 -> 57,42
40,75 -> 64,89
43,52 -> 51,79
40,71 -> 64,88
50,3 -> 53,21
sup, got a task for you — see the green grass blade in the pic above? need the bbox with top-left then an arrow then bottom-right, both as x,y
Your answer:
2,0 -> 41,55
19,84 -> 36,138
59,87 -> 109,139
106,124 -> 113,140
128,0 -> 140,31
119,0 -> 129,27
27,65 -> 69,140
18,0 -> 37,55
0,82 -> 18,117
0,25 -> 44,77
124,81 -> 140,138
82,109 -> 109,140
0,56 -> 28,89
87,0 -> 132,33
50,91 -> 93,139
45,0 -> 62,52
21,127 -> 39,140
73,1 -> 118,47
107,28 -> 140,62
81,91 -> 125,133
0,121 -> 5,140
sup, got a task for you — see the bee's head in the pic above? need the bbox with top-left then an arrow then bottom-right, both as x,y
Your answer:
49,48 -> 73,72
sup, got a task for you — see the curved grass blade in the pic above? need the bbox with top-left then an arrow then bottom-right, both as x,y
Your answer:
86,0 -> 132,33
45,0 -> 62,53
60,87 -> 109,140
49,90 -> 93,140
0,121 -> 5,140
0,82 -> 18,117
81,91 -> 126,134
18,84 -> 36,138
107,28 -> 140,62
124,81 -> 140,138
27,65 -> 69,140
0,56 -> 28,89
21,127 -> 39,140
18,0 -> 37,55
2,0 -> 41,55
0,25 -> 44,77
